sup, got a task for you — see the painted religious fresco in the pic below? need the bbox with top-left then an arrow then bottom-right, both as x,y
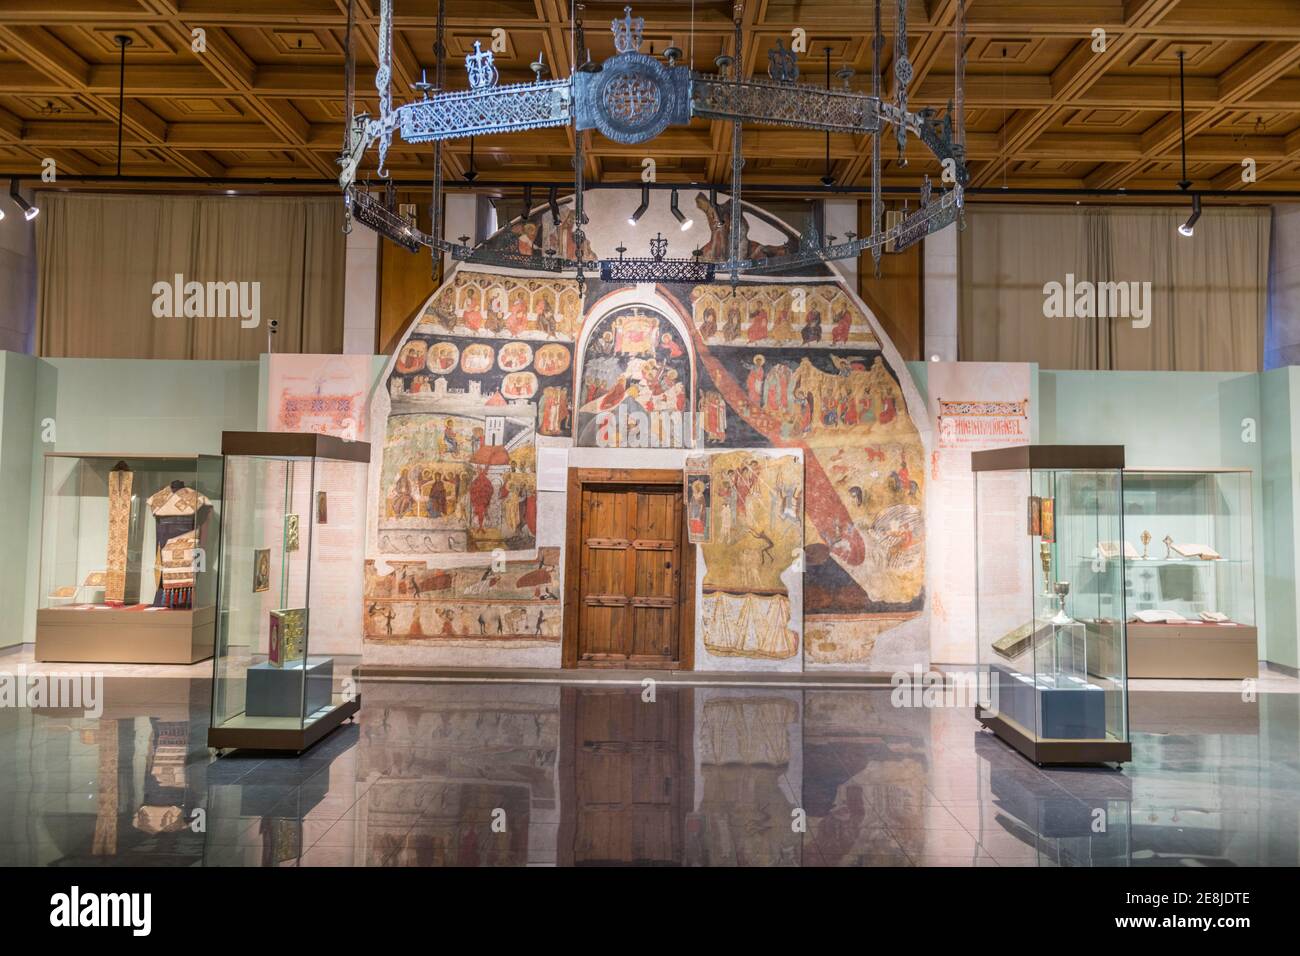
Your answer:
686,450 -> 803,661
390,273 -> 580,437
365,189 -> 930,673
576,306 -> 692,448
364,547 -> 560,646
479,201 -> 600,263
683,283 -> 926,666
689,284 -> 879,351
378,406 -> 537,556
419,272 -> 583,341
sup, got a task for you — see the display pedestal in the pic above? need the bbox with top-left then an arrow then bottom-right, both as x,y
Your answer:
981,664 -> 1130,765
1128,622 -> 1257,679
35,604 -> 214,664
246,657 -> 334,718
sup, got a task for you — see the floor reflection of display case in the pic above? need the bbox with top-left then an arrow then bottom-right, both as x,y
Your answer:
208,432 -> 368,753
35,452 -> 222,664
973,445 -> 1131,765
1122,469 -> 1256,679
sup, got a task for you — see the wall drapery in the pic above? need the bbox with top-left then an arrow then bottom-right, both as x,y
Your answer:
37,193 -> 345,359
960,205 -> 1271,371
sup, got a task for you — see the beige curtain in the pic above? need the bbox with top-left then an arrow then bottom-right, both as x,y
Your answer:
37,193 -> 345,359
960,204 -> 1270,371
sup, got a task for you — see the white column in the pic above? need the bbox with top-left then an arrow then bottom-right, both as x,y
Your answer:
442,193 -> 479,276
342,218 -> 378,355
923,225 -> 958,362
823,199 -> 859,288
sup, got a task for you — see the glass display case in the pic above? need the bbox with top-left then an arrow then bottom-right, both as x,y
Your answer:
1122,468 -> 1256,678
36,452 -> 222,663
973,445 -> 1131,765
208,432 -> 369,753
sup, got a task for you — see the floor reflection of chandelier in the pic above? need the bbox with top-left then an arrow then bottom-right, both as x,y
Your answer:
339,0 -> 969,288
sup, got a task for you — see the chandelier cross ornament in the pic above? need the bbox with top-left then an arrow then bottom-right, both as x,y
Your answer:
768,40 -> 798,83
466,41 -> 499,90
612,6 -> 645,55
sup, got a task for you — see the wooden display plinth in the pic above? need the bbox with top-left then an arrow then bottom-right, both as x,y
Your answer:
1128,622 -> 1258,679
35,604 -> 215,664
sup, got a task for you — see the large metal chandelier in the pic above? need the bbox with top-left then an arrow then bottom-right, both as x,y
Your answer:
339,0 -> 968,287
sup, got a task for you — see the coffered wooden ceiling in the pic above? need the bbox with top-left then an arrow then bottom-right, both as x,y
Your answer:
1,0 -> 1299,197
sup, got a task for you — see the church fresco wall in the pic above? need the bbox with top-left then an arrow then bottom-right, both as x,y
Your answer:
363,190 -> 930,671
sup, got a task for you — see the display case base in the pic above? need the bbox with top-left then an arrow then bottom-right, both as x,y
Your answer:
976,706 -> 1131,765
1128,622 -> 1258,679
246,657 -> 334,718
207,696 -> 360,754
35,604 -> 214,664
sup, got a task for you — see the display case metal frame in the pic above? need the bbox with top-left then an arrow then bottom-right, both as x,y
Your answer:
972,444 -> 1132,766
35,451 -> 222,664
207,432 -> 369,754
1122,466 -> 1256,679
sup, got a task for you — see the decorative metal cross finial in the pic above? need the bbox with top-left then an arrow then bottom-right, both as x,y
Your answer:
649,232 -> 668,260
768,40 -> 799,83
612,6 -> 644,55
466,40 -> 498,90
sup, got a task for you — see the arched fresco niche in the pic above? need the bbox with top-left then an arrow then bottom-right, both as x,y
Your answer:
575,304 -> 692,449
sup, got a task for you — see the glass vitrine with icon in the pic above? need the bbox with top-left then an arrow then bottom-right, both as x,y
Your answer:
973,445 -> 1131,765
208,432 -> 369,753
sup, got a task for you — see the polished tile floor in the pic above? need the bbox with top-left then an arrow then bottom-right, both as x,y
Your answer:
0,675 -> 1297,866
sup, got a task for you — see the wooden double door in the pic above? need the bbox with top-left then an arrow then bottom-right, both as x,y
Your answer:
563,469 -> 695,669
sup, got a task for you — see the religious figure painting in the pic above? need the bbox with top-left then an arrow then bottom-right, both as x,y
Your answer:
378,406 -> 537,557
576,306 -> 691,448
363,548 -> 561,646
687,450 -> 803,661
419,273 -> 582,341
687,297 -> 926,665
387,331 -> 574,437
690,284 -> 879,351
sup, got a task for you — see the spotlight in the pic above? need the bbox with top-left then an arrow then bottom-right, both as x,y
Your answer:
628,184 -> 649,226
9,179 -> 37,221
1178,194 -> 1201,238
670,188 -> 692,231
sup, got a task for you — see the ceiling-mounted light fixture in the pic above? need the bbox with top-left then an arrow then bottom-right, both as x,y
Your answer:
9,179 -> 36,221
1178,193 -> 1201,238
628,183 -> 649,225
670,188 -> 692,231
1172,48 -> 1199,238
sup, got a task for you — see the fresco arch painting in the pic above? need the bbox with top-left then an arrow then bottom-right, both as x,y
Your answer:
576,304 -> 692,449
